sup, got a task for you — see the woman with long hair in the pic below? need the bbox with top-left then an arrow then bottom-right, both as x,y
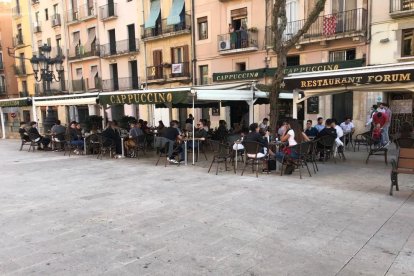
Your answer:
276,119 -> 309,173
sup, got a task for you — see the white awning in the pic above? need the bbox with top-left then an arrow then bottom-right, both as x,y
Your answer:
34,93 -> 99,106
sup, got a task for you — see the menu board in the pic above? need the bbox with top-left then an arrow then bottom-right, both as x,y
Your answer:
307,96 -> 319,114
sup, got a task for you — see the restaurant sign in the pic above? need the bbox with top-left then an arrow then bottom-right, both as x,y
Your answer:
284,69 -> 414,90
98,91 -> 189,105
213,59 -> 364,82
0,98 -> 32,107
213,69 -> 265,82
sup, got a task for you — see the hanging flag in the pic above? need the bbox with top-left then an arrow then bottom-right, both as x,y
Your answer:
323,14 -> 337,36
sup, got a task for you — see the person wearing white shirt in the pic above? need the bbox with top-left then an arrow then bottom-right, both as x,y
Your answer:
332,119 -> 344,156
340,117 -> 355,146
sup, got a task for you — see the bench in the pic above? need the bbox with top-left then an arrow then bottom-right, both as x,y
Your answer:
390,148 -> 414,195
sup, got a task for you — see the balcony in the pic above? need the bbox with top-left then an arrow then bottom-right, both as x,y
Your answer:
0,62 -> 4,70
390,0 -> 414,18
217,30 -> 258,54
100,39 -> 139,58
33,22 -> 42,33
35,81 -> 68,96
0,86 -> 5,94
33,47 -> 65,59
99,3 -> 117,21
51,14 -> 62,27
12,6 -> 21,18
68,44 -> 100,61
13,34 -> 24,48
141,14 -> 191,41
170,62 -> 190,78
31,0 -> 39,5
66,3 -> 97,25
19,91 -> 29,97
266,8 -> 367,47
102,77 -> 140,91
147,65 -> 165,81
14,65 -> 27,76
71,78 -> 101,92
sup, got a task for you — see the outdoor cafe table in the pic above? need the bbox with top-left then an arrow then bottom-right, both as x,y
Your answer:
183,137 -> 205,165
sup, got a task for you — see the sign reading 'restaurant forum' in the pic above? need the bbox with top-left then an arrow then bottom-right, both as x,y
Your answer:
284,69 -> 414,90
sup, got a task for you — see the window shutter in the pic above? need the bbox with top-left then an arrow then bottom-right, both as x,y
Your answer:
231,7 -> 247,18
183,45 -> 189,62
153,50 -> 162,66
170,47 -> 175,64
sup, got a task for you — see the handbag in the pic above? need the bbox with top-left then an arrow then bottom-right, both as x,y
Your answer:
282,146 -> 291,155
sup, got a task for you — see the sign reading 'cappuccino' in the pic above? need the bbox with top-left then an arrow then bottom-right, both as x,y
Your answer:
98,91 -> 189,105
284,69 -> 414,90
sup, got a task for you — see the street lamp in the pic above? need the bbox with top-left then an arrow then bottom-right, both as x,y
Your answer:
30,44 -> 65,132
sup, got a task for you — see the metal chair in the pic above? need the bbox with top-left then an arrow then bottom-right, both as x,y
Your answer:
241,141 -> 268,178
97,135 -> 116,159
364,134 -> 388,165
317,135 -> 336,163
20,134 -> 36,152
208,140 -> 233,175
280,142 -> 312,179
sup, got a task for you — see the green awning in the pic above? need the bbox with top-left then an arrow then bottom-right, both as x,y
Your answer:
167,0 -> 184,25
0,98 -> 32,107
145,0 -> 161,29
98,91 -> 190,106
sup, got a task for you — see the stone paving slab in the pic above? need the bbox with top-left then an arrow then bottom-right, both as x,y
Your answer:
0,139 -> 413,275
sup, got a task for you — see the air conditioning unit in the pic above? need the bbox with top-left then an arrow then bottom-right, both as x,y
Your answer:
219,40 -> 231,51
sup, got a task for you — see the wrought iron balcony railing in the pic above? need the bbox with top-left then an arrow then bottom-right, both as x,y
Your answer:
266,8 -> 367,46
0,86 -> 6,94
141,14 -> 191,39
13,34 -> 24,47
100,39 -> 139,57
170,62 -> 190,78
102,77 -> 140,91
12,6 -> 21,18
33,22 -> 42,33
66,3 -> 97,24
0,62 -> 4,70
390,0 -> 414,17
14,65 -> 27,76
99,3 -> 117,21
147,65 -> 165,80
217,30 -> 258,53
68,44 -> 100,60
35,81 -> 68,96
51,14 -> 62,27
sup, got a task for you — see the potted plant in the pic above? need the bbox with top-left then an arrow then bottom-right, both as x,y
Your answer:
248,27 -> 258,33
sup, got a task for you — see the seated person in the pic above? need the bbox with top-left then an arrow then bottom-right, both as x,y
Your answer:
276,119 -> 309,163
304,120 -> 318,138
372,123 -> 382,145
50,120 -> 66,142
19,122 -> 30,142
340,117 -> 355,145
243,123 -> 271,159
102,121 -> 123,158
215,120 -> 228,142
332,118 -> 344,152
277,121 -> 288,138
28,121 -> 51,150
68,121 -> 84,153
190,121 -> 208,149
161,121 -> 184,163
124,121 -> 144,156
316,119 -> 338,160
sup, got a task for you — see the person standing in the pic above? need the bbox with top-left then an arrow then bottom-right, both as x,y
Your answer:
380,103 -> 392,146
372,111 -> 389,147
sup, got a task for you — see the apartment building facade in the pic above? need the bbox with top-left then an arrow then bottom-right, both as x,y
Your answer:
369,0 -> 414,132
194,0 -> 369,130
0,2 -> 19,100
140,0 -> 193,124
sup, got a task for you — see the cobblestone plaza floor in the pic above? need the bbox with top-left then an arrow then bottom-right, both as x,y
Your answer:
0,139 -> 413,275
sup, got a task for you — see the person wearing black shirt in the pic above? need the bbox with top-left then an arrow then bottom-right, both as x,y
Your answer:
304,120 -> 318,138
161,121 -> 184,163
316,118 -> 337,160
102,121 -> 122,158
243,123 -> 270,157
28,121 -> 51,150
18,122 -> 30,142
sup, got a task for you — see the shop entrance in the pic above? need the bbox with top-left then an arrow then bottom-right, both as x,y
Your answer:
230,101 -> 249,130
333,92 -> 353,122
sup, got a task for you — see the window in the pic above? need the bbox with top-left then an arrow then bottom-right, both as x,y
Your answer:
47,38 -> 51,46
171,45 -> 189,64
22,80 -> 28,93
199,65 -> 208,85
287,55 -> 300,66
231,7 -> 247,31
0,75 -> 6,94
45,9 -> 48,21
35,11 -> 39,23
53,4 -> 58,15
402,29 -> 414,57
235,62 -> 246,71
197,17 -> 208,40
76,68 -> 83,79
56,36 -> 62,55
329,48 -> 356,61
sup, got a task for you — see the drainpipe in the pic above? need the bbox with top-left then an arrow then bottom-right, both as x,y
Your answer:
0,107 -> 5,139
191,0 -> 196,85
